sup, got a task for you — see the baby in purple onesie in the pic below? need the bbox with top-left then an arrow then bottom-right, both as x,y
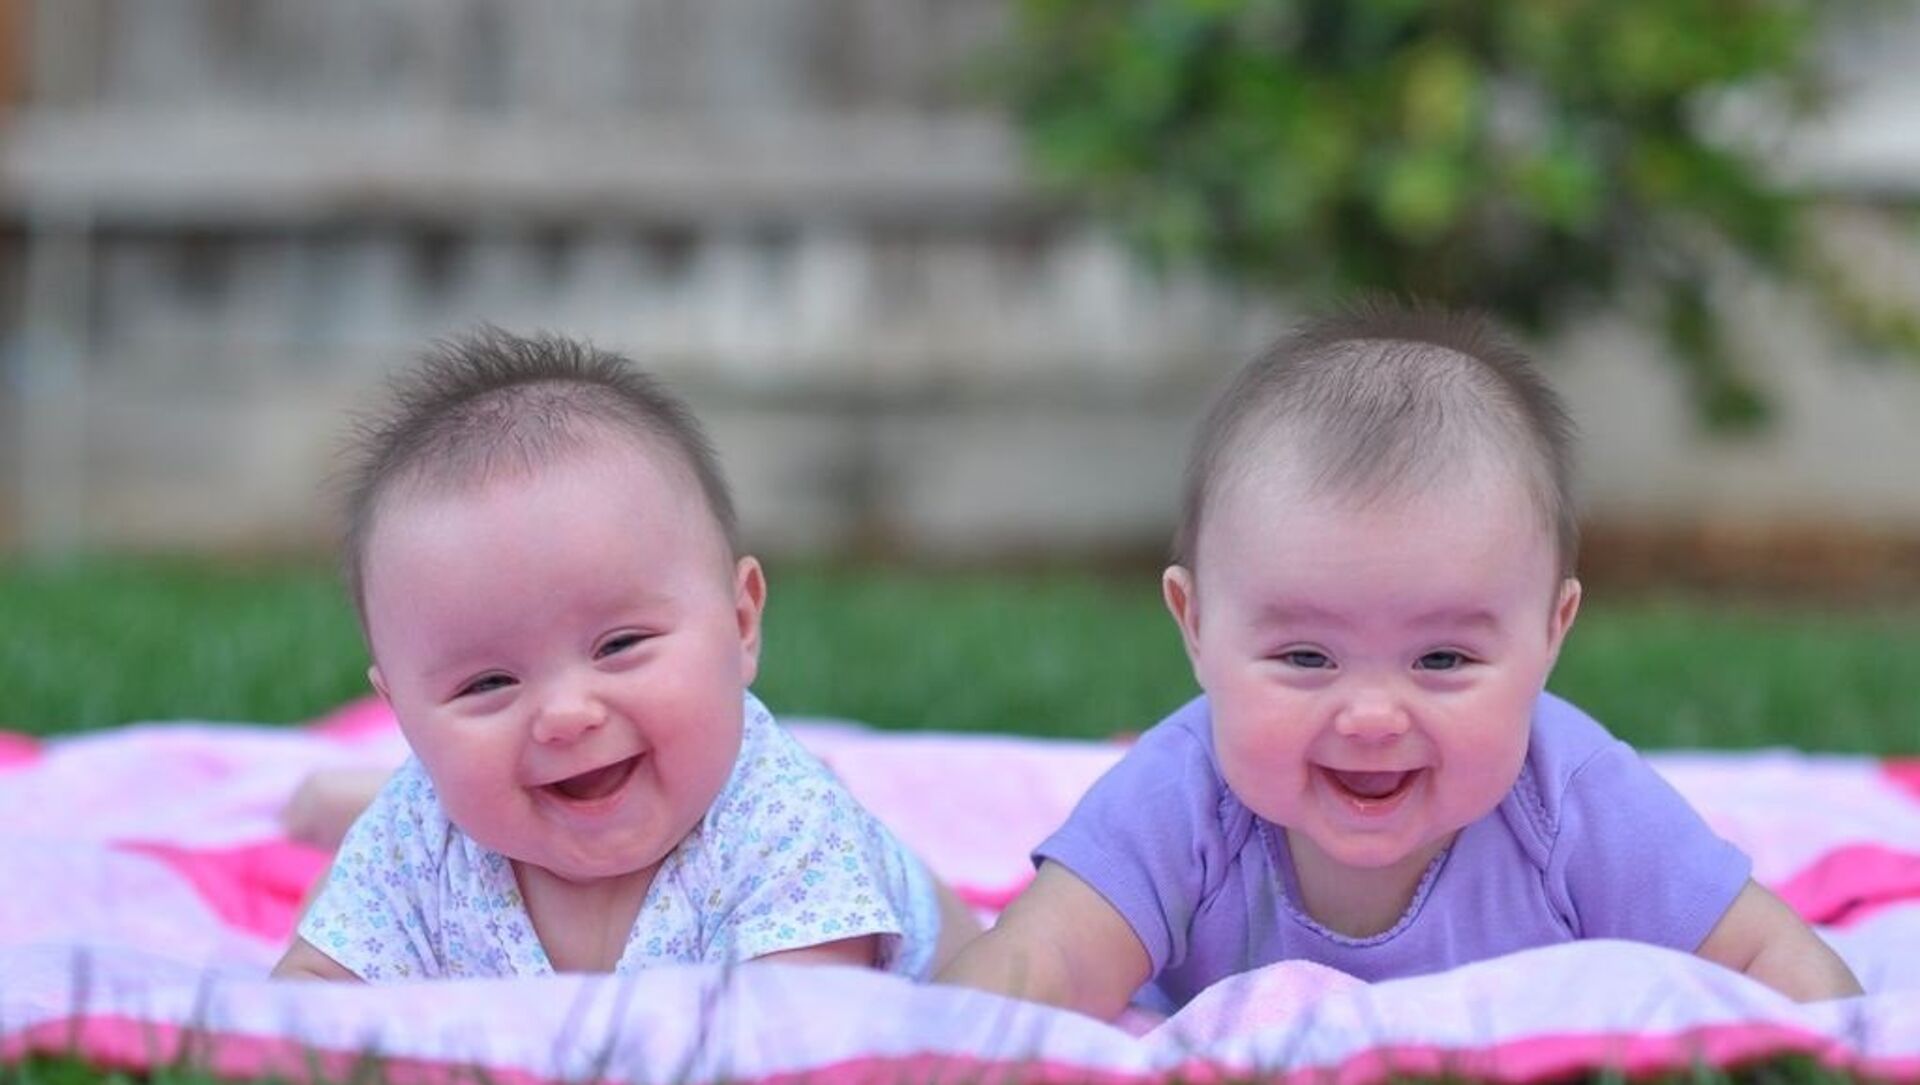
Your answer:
941,301 -> 1861,1015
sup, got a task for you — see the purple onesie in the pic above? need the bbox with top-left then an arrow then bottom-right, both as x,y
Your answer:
1035,692 -> 1752,1009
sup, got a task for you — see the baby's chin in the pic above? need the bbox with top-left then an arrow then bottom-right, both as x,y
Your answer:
471,822 -> 684,889
508,852 -> 666,889
1317,831 -> 1453,870
1300,795 -> 1507,872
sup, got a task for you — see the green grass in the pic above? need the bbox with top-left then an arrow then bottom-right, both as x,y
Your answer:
0,556 -> 368,735
1,554 -> 1917,754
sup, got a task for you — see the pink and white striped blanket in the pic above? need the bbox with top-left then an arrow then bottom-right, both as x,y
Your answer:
3,700 -> 1919,1085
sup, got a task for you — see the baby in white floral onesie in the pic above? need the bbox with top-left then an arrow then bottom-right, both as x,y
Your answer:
274,328 -> 972,981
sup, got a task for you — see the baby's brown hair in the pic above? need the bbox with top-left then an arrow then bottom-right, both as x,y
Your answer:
1175,301 -> 1578,578
341,326 -> 737,614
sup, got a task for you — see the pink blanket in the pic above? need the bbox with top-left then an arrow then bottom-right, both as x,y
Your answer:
3,700 -> 1918,1084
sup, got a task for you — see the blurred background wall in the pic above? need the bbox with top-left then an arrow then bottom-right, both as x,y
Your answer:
2,0 -> 1918,588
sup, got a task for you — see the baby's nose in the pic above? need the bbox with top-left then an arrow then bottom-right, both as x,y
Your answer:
531,689 -> 607,744
1333,690 -> 1411,742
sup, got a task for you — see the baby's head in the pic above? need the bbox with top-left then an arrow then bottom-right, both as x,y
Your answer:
1164,302 -> 1582,884
343,327 -> 764,887
1173,302 -> 1578,582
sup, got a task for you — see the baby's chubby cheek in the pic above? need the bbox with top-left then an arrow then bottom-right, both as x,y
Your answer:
1211,727 -> 1305,811
1445,733 -> 1532,817
670,718 -> 746,798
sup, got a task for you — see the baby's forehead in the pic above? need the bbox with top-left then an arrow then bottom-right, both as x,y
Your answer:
1197,462 -> 1565,610
1205,445 -> 1558,555
366,432 -> 724,554
1226,420 -> 1533,503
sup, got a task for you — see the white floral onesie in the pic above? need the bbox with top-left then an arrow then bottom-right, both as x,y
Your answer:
297,694 -> 940,980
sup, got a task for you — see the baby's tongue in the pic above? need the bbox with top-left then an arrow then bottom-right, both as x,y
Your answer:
553,758 -> 632,801
1332,769 -> 1408,799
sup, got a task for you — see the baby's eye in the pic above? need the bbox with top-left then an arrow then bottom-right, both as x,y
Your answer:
1277,649 -> 1332,670
457,673 -> 515,698
1415,650 -> 1467,672
595,632 -> 649,659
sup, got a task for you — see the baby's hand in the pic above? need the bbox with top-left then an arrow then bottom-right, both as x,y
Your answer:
280,768 -> 390,850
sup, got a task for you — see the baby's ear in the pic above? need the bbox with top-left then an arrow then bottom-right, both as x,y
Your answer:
733,556 -> 768,683
1162,565 -> 1204,669
1547,577 -> 1583,658
366,665 -> 391,703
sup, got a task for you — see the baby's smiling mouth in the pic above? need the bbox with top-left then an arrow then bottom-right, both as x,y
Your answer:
1323,767 -> 1419,802
545,755 -> 641,802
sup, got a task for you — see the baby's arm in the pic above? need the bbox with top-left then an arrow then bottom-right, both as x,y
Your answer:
272,936 -> 363,981
938,861 -> 1150,1020
1695,879 -> 1863,1000
281,767 -> 391,850
273,759 -> 443,982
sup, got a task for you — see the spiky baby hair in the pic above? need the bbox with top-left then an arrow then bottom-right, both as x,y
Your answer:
1174,300 -> 1579,578
341,326 -> 738,612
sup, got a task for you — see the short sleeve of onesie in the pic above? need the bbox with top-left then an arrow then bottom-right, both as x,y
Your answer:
1544,733 -> 1753,950
297,759 -> 450,980
1033,697 -> 1245,976
688,698 -> 939,977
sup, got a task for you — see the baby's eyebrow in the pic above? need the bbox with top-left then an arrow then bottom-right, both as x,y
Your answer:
419,648 -> 508,686
1408,606 -> 1501,631
1253,602 -> 1501,634
1253,601 -> 1350,629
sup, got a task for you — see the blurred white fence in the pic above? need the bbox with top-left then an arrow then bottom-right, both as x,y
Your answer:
4,0 -> 1920,559
1,0 -> 1282,555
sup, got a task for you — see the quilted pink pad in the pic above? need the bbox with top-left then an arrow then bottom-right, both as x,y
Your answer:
2,701 -> 1917,1085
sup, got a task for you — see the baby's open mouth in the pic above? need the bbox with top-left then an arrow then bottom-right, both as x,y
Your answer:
546,755 -> 641,802
1324,767 -> 1419,802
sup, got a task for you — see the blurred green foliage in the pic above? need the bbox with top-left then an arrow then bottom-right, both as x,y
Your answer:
997,0 -> 1919,428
